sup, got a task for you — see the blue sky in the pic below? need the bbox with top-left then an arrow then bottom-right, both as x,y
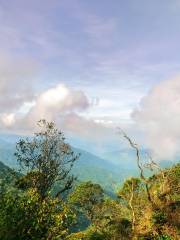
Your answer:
0,0 -> 180,157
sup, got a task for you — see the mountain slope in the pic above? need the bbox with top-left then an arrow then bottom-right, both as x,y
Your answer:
103,149 -> 179,172
0,134 -> 177,194
0,161 -> 12,179
0,136 -> 123,193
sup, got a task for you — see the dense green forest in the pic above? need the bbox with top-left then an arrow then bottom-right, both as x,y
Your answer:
0,120 -> 179,239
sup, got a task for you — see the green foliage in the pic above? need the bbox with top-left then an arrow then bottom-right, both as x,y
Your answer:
0,120 -> 78,239
158,235 -> 172,240
118,177 -> 144,206
15,119 -> 79,199
0,160 -> 179,239
68,181 -> 104,220
0,187 -> 75,240
0,122 -> 179,239
0,161 -> 20,185
152,211 -> 168,225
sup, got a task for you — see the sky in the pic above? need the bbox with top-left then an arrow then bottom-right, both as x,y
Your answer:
0,0 -> 180,159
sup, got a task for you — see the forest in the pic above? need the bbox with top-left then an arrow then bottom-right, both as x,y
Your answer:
0,120 -> 179,240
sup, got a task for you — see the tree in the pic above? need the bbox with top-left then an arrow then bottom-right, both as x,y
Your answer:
118,177 -> 143,232
90,198 -> 132,240
0,120 -> 78,239
0,187 -> 75,240
68,181 -> 104,221
15,119 -> 79,199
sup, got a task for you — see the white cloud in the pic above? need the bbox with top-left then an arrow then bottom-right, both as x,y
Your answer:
0,83 -> 118,144
132,76 -> 180,160
1,113 -> 15,127
0,84 -> 89,132
25,84 -> 89,124
61,112 -> 113,139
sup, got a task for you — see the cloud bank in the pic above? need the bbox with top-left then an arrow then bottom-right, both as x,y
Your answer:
0,82 -> 114,142
26,84 -> 89,123
133,76 -> 180,160
0,84 -> 87,128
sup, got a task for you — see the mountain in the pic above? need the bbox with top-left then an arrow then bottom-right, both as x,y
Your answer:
72,148 -> 129,194
103,149 -> 138,169
0,140 -> 16,168
0,161 -> 12,179
0,134 -> 177,195
103,149 -> 179,174
0,135 -> 125,194
0,160 -> 21,185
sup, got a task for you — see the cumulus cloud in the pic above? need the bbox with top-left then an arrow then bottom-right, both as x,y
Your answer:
132,76 -> 180,160
60,112 -> 114,139
24,84 -> 90,126
0,72 -> 117,144
1,113 -> 15,127
0,83 -> 106,138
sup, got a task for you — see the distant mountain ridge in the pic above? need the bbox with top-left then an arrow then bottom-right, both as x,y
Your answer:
0,134 -> 178,194
103,149 -> 179,169
0,161 -> 12,179
0,134 -> 124,194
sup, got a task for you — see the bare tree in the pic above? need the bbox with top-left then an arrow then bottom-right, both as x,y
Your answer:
118,129 -> 155,207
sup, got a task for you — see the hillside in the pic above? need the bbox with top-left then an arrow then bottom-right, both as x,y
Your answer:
0,161 -> 12,179
0,134 -> 179,239
0,134 -> 177,195
0,135 -> 124,194
103,149 -> 179,172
